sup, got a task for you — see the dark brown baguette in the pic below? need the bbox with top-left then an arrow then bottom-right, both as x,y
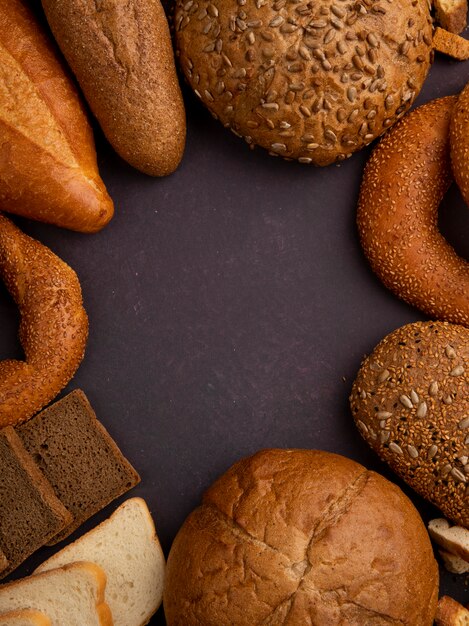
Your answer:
0,0 -> 114,232
41,0 -> 186,176
17,389 -> 141,543
0,427 -> 72,578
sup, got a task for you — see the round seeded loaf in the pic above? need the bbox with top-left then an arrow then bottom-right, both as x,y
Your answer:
350,321 -> 469,528
164,448 -> 438,625
175,0 -> 432,165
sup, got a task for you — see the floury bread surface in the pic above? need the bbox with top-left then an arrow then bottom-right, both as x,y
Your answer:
164,449 -> 438,625
176,0 -> 432,165
0,0 -> 113,232
41,0 -> 186,176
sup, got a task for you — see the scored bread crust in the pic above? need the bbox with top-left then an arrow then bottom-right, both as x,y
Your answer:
0,609 -> 51,626
0,214 -> 88,427
0,0 -> 113,232
41,0 -> 186,177
0,562 -> 112,626
175,0 -> 432,165
451,82 -> 469,209
164,449 -> 438,625
350,321 -> 469,528
357,96 -> 469,326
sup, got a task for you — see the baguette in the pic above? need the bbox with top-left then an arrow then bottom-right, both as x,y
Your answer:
433,26 -> 469,59
435,596 -> 469,626
439,549 -> 469,574
41,0 -> 186,176
0,0 -> 113,232
428,519 -> 469,562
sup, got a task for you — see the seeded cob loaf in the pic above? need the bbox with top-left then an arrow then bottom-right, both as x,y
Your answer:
175,0 -> 432,165
350,321 -> 469,528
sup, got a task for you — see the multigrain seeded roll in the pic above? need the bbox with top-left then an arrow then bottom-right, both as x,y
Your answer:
358,96 -> 469,327
164,449 -> 439,625
175,0 -> 433,165
350,321 -> 469,528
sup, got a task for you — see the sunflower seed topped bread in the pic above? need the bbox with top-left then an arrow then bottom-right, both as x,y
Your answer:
36,498 -> 165,626
0,610 -> 51,626
350,321 -> 469,528
0,427 -> 72,579
435,597 -> 469,626
41,0 -> 186,176
434,0 -> 468,33
17,389 -> 140,543
0,214 -> 89,427
164,449 -> 438,625
175,0 -> 432,165
0,0 -> 113,232
0,562 -> 112,626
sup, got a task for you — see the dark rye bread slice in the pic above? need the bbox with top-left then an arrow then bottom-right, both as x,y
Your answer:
0,427 -> 72,577
17,389 -> 140,544
0,548 -> 8,576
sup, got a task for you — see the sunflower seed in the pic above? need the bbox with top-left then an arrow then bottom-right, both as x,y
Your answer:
441,464 -> 452,477
367,32 -> 378,47
347,86 -> 357,102
407,445 -> 419,459
360,390 -> 367,399
445,345 -> 456,359
451,468 -> 467,483
429,381 -> 438,396
427,445 -> 438,460
459,417 -> 469,430
298,157 -> 313,164
389,442 -> 403,455
450,365 -> 464,377
357,420 -> 368,434
416,402 -> 427,418
399,395 -> 413,409
444,395 -> 453,405
380,430 -> 390,443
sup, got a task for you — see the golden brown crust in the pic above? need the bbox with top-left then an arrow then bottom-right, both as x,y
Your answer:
164,449 -> 438,626
451,82 -> 469,211
433,0 -> 468,34
433,27 -> 469,59
350,321 -> 469,528
435,596 -> 469,626
175,0 -> 432,166
357,96 -> 469,326
0,609 -> 52,626
0,0 -> 114,232
0,214 -> 88,426
41,0 -> 186,177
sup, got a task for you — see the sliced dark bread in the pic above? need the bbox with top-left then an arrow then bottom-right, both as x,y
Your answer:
0,548 -> 8,575
17,389 -> 140,544
0,427 -> 72,577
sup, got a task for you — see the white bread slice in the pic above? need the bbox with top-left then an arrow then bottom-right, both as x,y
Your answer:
35,498 -> 165,626
0,610 -> 51,626
0,562 -> 112,626
439,549 -> 469,574
428,518 -> 469,561
435,596 -> 469,626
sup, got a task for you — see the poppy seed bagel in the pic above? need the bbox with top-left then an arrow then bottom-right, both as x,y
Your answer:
357,96 -> 469,326
164,449 -> 439,625
350,321 -> 469,528
451,82 -> 469,208
0,214 -> 88,427
175,0 -> 433,165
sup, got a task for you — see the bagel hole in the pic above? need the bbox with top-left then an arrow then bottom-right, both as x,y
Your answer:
439,184 -> 469,260
0,282 -> 24,361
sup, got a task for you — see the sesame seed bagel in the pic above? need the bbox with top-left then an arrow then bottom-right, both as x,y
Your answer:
451,82 -> 469,207
175,0 -> 432,165
358,96 -> 469,326
350,321 -> 469,528
0,214 -> 88,427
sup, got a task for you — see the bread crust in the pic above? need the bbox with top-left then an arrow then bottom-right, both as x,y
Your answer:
451,82 -> 469,212
164,449 -> 438,625
357,96 -> 469,326
433,0 -> 468,33
41,0 -> 186,177
0,0 -> 114,232
0,214 -> 88,426
176,0 -> 432,165
350,321 -> 469,528
0,609 -> 51,626
435,596 -> 469,626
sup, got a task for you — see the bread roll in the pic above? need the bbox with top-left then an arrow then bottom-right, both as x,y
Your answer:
0,0 -> 113,233
41,0 -> 186,177
164,449 -> 438,625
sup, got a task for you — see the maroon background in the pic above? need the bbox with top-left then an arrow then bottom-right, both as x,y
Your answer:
1,3 -> 469,621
